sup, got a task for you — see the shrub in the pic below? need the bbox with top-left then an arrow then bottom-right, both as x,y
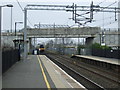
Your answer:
91,43 -> 111,50
91,43 -> 101,49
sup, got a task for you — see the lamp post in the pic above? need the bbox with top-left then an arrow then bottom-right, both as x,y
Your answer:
0,4 -> 13,41
15,22 -> 23,36
14,22 -> 23,48
0,4 -> 13,90
0,4 -> 13,52
0,4 -> 13,38
10,7 -> 13,33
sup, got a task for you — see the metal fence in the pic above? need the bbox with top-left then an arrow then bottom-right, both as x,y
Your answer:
80,48 -> 92,55
64,48 -> 77,55
92,49 -> 120,59
47,47 -> 78,55
2,49 -> 20,73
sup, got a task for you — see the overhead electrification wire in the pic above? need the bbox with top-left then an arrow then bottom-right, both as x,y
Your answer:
81,0 -> 108,26
92,0 -> 107,16
97,0 -> 107,5
97,20 -> 117,27
77,0 -> 118,28
93,1 -> 117,16
91,15 -> 116,24
92,16 -> 118,28
16,0 -> 34,27
16,0 -> 24,11
103,1 -> 117,9
91,1 -> 118,25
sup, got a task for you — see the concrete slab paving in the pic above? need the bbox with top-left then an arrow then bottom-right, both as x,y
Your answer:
2,55 -> 86,89
39,55 -> 86,89
2,55 -> 55,88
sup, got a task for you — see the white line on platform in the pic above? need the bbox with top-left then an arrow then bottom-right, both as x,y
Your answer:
45,56 -> 87,89
66,81 -> 74,88
54,69 -> 60,75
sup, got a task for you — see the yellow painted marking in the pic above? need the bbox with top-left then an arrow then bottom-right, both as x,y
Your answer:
37,55 -> 51,90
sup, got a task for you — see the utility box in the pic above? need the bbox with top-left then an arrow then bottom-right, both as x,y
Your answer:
34,50 -> 37,55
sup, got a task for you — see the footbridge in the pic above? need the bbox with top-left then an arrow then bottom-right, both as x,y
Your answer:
2,27 -> 100,56
2,27 -> 100,38
26,27 -> 100,38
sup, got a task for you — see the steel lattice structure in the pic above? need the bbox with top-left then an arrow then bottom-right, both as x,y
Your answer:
34,23 -> 70,28
25,4 -> 120,13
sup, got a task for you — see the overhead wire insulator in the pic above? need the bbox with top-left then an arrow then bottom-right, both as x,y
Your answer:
90,1 -> 94,23
75,4 -> 77,23
115,7 -> 117,21
72,3 -> 75,20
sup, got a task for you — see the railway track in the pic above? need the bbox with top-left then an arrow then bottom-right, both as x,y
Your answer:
46,52 -> 120,89
46,54 -> 105,89
56,54 -> 120,84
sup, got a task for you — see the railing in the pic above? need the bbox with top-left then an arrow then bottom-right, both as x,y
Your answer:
92,49 -> 120,59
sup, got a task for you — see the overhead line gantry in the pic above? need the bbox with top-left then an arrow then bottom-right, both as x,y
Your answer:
23,2 -> 120,60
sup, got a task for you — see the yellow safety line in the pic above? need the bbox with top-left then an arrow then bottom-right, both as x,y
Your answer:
37,55 -> 51,90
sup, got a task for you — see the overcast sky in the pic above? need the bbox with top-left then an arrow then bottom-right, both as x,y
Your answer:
0,0 -> 119,45
0,0 -> 119,32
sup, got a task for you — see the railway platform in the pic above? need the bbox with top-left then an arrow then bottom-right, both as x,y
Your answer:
73,55 -> 120,71
74,55 -> 120,65
2,55 -> 85,89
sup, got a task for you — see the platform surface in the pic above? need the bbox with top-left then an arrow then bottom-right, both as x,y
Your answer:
2,55 -> 85,89
75,55 -> 120,65
39,55 -> 85,88
2,55 -> 54,88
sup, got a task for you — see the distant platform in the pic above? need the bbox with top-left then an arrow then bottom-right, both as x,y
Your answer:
75,55 -> 120,66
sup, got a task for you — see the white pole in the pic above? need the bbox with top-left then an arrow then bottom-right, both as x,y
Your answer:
0,6 -> 2,90
10,7 -> 12,33
118,1 -> 120,50
24,8 -> 27,60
